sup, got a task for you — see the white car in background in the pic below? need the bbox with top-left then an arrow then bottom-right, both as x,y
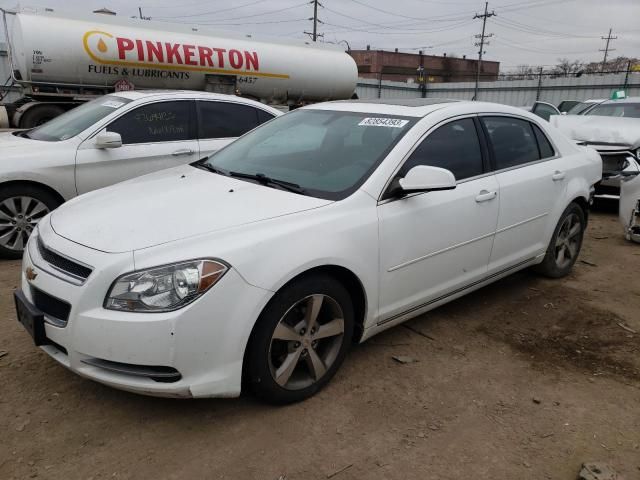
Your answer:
620,172 -> 640,243
551,97 -> 640,197
15,98 -> 601,403
0,91 -> 280,258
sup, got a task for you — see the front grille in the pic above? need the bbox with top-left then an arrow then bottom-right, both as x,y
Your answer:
30,286 -> 71,323
37,237 -> 92,280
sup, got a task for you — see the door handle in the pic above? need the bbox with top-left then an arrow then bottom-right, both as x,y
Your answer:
475,190 -> 497,203
172,148 -> 194,156
552,170 -> 566,181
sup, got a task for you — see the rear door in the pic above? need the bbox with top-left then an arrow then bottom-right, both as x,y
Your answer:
196,101 -> 276,158
481,115 -> 567,273
531,101 -> 561,122
75,100 -> 198,194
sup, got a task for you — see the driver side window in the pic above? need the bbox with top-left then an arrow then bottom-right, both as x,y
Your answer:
399,118 -> 484,181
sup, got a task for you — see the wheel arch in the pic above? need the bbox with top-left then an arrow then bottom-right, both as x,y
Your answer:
0,180 -> 66,206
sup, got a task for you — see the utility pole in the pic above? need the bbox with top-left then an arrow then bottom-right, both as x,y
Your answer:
137,7 -> 151,20
599,28 -> 617,72
304,0 -> 323,42
472,2 -> 495,100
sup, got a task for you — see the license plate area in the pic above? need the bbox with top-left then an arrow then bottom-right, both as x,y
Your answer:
14,290 -> 48,346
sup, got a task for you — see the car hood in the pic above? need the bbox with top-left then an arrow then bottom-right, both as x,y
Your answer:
50,165 -> 333,253
550,115 -> 640,150
0,131 -> 43,152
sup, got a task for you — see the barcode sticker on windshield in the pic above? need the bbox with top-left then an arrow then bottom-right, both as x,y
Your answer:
359,117 -> 409,128
101,100 -> 125,108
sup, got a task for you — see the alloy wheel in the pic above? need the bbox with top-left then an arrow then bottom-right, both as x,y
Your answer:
0,196 -> 50,252
554,212 -> 581,269
268,294 -> 345,390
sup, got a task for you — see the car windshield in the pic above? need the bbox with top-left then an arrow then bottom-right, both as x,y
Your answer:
204,109 -> 417,200
586,102 -> 640,118
24,96 -> 132,142
566,102 -> 597,115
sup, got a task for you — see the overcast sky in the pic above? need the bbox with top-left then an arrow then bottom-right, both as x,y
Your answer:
1,0 -> 638,70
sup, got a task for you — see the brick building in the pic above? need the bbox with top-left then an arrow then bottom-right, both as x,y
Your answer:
349,48 -> 500,83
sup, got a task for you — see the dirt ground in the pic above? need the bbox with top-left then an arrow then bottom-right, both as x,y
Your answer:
1,204 -> 639,480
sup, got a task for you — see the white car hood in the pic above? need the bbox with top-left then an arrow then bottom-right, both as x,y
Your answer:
550,115 -> 640,149
0,131 -> 46,153
50,165 -> 332,253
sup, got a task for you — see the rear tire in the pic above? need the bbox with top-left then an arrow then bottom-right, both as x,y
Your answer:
0,185 -> 60,259
533,202 -> 585,278
245,273 -> 354,404
19,105 -> 65,128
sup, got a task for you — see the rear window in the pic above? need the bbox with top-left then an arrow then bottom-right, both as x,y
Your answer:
198,102 -> 274,138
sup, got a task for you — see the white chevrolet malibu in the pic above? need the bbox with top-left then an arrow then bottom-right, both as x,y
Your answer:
15,99 -> 602,403
0,91 -> 280,258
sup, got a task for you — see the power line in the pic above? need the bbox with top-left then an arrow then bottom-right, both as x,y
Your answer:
600,28 -> 617,72
473,2 -> 495,100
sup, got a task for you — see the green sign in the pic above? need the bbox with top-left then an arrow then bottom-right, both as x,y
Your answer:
610,90 -> 627,100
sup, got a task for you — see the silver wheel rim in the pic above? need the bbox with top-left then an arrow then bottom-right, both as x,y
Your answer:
0,196 -> 49,252
268,294 -> 345,391
554,212 -> 581,269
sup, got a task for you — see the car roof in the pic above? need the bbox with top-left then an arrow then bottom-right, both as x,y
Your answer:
305,99 -> 535,118
108,90 -> 280,112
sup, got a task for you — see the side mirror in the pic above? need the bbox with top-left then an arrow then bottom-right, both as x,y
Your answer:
398,165 -> 457,194
95,131 -> 122,149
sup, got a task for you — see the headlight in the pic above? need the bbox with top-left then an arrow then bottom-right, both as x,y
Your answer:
105,259 -> 228,312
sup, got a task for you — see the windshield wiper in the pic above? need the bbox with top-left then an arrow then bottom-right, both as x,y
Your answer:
229,171 -> 307,195
193,162 -> 228,176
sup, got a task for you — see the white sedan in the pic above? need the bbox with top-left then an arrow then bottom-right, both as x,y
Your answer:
0,91 -> 280,258
15,99 -> 601,403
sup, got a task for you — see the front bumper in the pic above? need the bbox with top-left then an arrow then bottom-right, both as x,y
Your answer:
18,220 -> 273,398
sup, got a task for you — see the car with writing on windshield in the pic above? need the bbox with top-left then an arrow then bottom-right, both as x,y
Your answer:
0,90 -> 280,258
15,98 -> 601,403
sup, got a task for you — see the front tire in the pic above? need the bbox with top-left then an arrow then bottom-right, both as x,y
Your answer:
0,185 -> 60,259
533,202 -> 585,278
245,273 -> 354,404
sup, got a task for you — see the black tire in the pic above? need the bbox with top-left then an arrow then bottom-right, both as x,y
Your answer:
19,105 -> 65,128
0,184 -> 61,259
245,273 -> 354,404
533,202 -> 586,278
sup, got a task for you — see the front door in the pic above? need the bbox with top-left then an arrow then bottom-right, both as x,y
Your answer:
75,100 -> 198,194
378,117 -> 499,323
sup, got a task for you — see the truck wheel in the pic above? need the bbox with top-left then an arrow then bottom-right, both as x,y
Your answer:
533,202 -> 585,278
0,185 -> 60,259
19,105 -> 65,128
245,273 -> 354,404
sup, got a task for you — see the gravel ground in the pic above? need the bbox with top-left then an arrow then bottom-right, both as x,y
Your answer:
1,205 -> 639,480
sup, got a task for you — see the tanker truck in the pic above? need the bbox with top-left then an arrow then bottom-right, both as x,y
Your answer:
0,8 -> 358,128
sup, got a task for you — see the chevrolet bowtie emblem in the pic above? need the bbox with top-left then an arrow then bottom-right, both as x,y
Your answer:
25,266 -> 38,281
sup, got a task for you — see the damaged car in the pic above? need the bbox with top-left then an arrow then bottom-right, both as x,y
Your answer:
620,171 -> 640,243
550,97 -> 640,197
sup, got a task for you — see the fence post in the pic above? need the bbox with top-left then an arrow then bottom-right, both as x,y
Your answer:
377,72 -> 382,99
623,60 -> 632,91
535,67 -> 543,101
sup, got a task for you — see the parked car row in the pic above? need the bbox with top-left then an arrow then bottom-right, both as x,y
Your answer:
12,95 -> 603,403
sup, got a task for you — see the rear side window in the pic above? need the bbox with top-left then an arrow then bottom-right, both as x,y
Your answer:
482,116 -> 539,170
198,102 -> 274,138
532,124 -> 555,159
399,118 -> 484,181
107,101 -> 194,144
